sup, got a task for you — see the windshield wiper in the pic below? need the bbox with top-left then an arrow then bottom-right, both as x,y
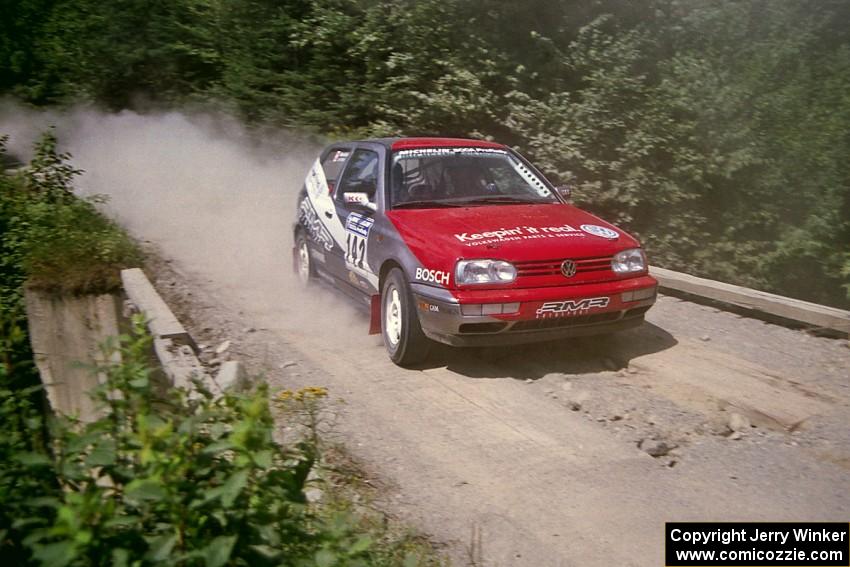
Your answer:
392,200 -> 466,209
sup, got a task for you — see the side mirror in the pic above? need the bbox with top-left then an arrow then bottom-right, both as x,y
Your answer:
343,192 -> 377,211
555,185 -> 572,200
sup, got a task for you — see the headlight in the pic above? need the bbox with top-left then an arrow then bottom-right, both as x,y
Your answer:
611,248 -> 647,274
455,259 -> 517,285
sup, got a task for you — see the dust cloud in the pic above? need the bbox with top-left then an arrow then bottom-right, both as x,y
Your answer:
0,101 -> 376,344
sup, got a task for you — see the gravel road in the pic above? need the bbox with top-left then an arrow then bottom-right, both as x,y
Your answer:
23,111 -> 848,566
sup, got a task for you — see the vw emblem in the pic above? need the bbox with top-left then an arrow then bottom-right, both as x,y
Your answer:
561,259 -> 577,278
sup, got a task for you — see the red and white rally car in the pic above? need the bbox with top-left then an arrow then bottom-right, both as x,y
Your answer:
293,137 -> 657,366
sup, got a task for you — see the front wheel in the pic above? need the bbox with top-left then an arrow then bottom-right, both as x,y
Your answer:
381,268 -> 431,366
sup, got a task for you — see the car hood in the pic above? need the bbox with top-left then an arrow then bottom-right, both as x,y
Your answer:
387,202 -> 641,273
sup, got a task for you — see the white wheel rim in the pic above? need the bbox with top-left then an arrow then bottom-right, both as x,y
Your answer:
385,286 -> 402,346
298,241 -> 310,284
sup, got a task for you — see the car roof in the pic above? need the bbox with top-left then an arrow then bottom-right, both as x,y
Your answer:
345,137 -> 506,151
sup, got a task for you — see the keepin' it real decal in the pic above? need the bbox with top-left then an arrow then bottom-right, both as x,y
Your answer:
454,224 -> 586,246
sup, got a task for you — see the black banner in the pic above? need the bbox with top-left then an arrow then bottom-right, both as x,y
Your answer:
666,523 -> 849,566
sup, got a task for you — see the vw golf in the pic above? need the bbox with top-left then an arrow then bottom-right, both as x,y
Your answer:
293,137 -> 657,366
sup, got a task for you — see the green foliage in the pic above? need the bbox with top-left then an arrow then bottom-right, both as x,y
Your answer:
2,316 -> 418,565
0,288 -> 53,565
504,1 -> 850,306
1,130 -> 142,295
2,0 -> 848,305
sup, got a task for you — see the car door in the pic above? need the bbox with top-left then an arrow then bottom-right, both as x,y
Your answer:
329,146 -> 382,294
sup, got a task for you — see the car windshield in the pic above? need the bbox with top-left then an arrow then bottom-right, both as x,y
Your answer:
390,147 -> 558,208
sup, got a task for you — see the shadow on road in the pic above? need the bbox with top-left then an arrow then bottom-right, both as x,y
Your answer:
421,322 -> 678,380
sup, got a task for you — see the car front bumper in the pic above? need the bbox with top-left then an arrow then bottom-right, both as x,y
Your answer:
410,275 -> 657,347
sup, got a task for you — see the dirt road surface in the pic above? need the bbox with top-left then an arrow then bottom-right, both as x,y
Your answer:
32,113 -> 850,566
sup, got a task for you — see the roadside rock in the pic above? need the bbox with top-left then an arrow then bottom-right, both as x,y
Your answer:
639,439 -> 675,458
561,388 -> 588,412
727,412 -> 751,433
215,340 -> 231,355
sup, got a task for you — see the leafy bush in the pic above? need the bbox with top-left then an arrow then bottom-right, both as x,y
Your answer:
1,130 -> 142,296
0,312 -> 55,565
3,316 -> 385,566
0,135 -> 57,565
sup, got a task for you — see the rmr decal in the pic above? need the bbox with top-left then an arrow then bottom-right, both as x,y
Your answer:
536,297 -> 610,318
298,199 -> 334,251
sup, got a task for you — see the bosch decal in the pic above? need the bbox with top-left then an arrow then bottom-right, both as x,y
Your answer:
536,297 -> 610,318
415,267 -> 450,286
580,224 -> 619,240
345,212 -> 374,238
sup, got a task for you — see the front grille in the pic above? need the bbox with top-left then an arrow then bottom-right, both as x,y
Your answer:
514,256 -> 613,278
510,311 -> 622,332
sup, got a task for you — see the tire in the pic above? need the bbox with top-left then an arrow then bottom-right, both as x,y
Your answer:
381,268 -> 431,366
295,232 -> 315,286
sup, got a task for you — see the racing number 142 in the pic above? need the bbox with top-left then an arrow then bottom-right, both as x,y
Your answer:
346,233 -> 366,269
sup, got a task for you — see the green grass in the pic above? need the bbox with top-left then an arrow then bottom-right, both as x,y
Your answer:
1,131 -> 142,296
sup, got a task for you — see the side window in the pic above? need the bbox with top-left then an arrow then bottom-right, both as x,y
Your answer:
335,149 -> 379,204
321,148 -> 350,194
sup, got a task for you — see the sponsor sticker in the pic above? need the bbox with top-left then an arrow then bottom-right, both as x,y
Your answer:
580,224 -> 619,240
417,300 -> 440,313
396,147 -> 507,158
345,212 -> 374,238
453,224 -> 585,246
344,193 -> 370,206
536,297 -> 610,318
306,160 -> 329,198
298,198 -> 334,251
415,267 -> 450,286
